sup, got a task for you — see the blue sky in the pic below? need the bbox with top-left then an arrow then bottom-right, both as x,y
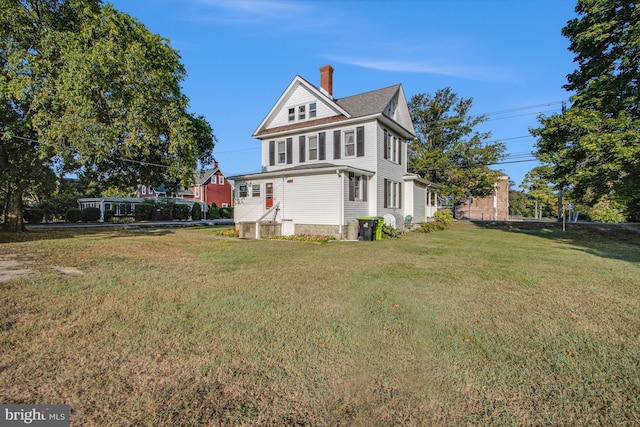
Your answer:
107,0 -> 578,187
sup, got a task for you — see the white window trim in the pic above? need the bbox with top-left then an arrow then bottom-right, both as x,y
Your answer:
344,129 -> 355,157
277,140 -> 286,164
239,184 -> 248,198
287,102 -> 317,123
308,135 -> 318,161
252,184 -> 261,197
219,175 -> 224,185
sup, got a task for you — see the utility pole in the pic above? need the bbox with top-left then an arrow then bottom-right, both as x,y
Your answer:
558,188 -> 563,222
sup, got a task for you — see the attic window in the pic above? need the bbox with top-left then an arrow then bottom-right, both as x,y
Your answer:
288,102 -> 316,122
385,99 -> 398,117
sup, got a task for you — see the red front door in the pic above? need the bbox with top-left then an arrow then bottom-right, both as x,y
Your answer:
265,182 -> 273,209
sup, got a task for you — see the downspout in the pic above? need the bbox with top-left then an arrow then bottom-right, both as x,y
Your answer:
338,170 -> 344,240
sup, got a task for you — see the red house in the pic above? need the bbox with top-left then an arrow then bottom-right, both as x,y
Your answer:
136,163 -> 233,209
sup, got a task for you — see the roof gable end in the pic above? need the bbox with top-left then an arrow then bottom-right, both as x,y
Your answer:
252,75 -> 350,138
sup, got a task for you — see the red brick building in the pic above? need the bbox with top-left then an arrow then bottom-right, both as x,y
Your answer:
456,176 -> 510,221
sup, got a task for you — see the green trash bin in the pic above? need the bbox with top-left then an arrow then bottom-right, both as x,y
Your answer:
375,217 -> 384,240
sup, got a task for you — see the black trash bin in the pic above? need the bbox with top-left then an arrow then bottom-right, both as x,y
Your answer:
357,218 -> 378,241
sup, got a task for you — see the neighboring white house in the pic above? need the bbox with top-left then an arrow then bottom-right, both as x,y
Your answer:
230,65 -> 440,239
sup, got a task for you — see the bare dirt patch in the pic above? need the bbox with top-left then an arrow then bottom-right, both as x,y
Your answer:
51,266 -> 84,276
0,254 -> 33,283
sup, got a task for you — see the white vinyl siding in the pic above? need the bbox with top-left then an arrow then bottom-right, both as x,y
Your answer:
281,174 -> 340,225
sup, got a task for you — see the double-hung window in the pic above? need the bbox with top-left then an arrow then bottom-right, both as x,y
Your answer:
308,135 -> 318,161
344,130 -> 355,157
384,179 -> 401,208
252,184 -> 261,197
348,173 -> 367,201
288,107 -> 295,122
309,102 -> 317,118
277,140 -> 286,164
219,176 -> 224,185
239,184 -> 248,198
384,129 -> 402,164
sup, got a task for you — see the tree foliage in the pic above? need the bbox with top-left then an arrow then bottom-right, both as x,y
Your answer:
408,87 -> 506,201
532,0 -> 640,220
1,0 -> 215,231
520,166 -> 557,219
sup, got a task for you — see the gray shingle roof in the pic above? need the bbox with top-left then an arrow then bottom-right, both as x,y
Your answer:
335,84 -> 400,118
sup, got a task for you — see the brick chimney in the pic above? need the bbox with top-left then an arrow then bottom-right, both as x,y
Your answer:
320,65 -> 333,97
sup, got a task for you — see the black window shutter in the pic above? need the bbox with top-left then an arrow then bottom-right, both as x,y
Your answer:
384,178 -> 388,208
383,129 -> 388,159
363,176 -> 367,202
357,126 -> 365,157
348,173 -> 354,201
269,140 -> 275,166
398,139 -> 402,165
319,132 -> 326,160
333,130 -> 341,159
398,181 -> 402,208
286,138 -> 293,164
299,136 -> 306,163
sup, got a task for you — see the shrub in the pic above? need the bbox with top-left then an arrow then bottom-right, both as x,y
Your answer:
191,203 -> 202,220
382,225 -> 402,238
104,209 -> 115,222
134,202 -> 155,221
173,204 -> 190,220
434,209 -> 453,226
267,234 -> 333,243
591,198 -> 626,223
417,222 -> 446,233
24,208 -> 45,224
111,217 -> 135,224
219,207 -> 233,219
81,207 -> 102,222
66,208 -> 82,223
157,201 -> 173,221
209,203 -> 220,219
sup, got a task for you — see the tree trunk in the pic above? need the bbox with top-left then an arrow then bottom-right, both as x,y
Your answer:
2,188 -> 26,232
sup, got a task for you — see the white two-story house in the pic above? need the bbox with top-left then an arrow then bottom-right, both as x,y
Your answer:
230,65 -> 440,239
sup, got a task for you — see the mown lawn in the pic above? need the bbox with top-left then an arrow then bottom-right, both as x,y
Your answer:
1,222 -> 639,426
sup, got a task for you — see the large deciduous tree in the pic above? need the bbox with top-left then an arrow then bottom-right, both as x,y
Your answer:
408,87 -> 506,202
1,0 -> 215,231
532,0 -> 640,220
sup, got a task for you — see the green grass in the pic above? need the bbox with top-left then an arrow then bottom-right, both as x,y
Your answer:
1,222 -> 639,426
